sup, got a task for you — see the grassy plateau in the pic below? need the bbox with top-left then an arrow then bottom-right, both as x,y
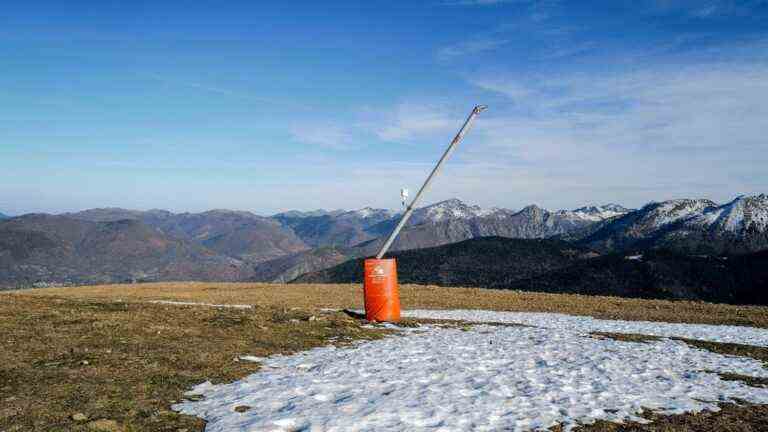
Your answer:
2,282 -> 768,431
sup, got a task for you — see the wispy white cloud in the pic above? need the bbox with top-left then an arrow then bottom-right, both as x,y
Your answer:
438,1 -> 593,63
540,41 -> 596,59
139,73 -> 319,112
436,38 -> 510,61
644,0 -> 768,18
460,52 -> 768,206
369,102 -> 460,142
290,123 -> 355,150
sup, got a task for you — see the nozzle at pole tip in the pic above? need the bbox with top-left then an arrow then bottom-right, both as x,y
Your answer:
474,105 -> 488,114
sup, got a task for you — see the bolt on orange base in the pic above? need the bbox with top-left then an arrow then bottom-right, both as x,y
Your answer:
363,258 -> 401,322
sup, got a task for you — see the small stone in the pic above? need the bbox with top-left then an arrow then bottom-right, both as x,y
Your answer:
234,405 -> 251,413
86,419 -> 122,431
185,394 -> 204,402
72,413 -> 89,422
289,319 -> 300,324
81,360 -> 90,365
308,315 -> 317,321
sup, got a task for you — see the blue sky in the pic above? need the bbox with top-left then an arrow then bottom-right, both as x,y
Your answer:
1,0 -> 767,215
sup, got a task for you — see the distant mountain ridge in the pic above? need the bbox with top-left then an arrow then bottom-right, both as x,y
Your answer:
581,194 -> 768,255
0,214 -> 252,287
274,207 -> 395,248
0,212 -> 9,220
253,199 -> 634,282
67,207 -> 309,264
3,194 -> 767,292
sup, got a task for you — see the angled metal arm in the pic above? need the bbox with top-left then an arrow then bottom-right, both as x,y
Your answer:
375,105 -> 487,259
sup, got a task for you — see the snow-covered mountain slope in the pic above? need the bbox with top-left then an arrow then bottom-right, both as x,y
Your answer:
688,194 -> 768,233
641,199 -> 718,229
410,200 -> 631,225
561,204 -> 633,222
272,209 -> 345,219
583,195 -> 768,254
358,202 -> 611,256
405,199 -> 629,231
337,207 -> 396,221
407,198 -> 503,224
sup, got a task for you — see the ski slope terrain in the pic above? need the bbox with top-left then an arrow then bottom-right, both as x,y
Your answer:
174,310 -> 768,431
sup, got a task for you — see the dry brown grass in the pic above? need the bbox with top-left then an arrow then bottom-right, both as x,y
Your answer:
5,282 -> 768,431
0,294 -> 390,431
17,281 -> 768,328
593,332 -> 768,369
550,403 -> 768,431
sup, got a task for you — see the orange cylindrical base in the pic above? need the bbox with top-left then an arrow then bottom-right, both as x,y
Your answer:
363,258 -> 401,322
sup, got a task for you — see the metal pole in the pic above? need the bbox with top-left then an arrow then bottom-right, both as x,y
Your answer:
375,104 -> 487,259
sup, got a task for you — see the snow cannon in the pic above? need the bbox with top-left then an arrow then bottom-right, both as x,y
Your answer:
363,258 -> 400,322
362,105 -> 487,323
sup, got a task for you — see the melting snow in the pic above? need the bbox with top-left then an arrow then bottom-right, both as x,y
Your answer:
238,355 -> 266,363
174,310 -> 768,431
404,310 -> 768,347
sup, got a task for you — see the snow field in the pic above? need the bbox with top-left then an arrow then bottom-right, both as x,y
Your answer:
402,309 -> 768,347
174,310 -> 768,431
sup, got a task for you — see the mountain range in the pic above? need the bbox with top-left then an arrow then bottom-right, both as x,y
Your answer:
252,200 -> 632,282
66,208 -> 310,264
581,195 -> 768,255
0,214 -> 250,287
1,194 -> 766,294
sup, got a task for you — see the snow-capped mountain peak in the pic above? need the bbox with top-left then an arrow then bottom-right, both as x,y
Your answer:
344,207 -> 394,220
639,199 -> 718,229
558,204 -> 632,222
690,194 -> 768,232
417,199 -> 500,222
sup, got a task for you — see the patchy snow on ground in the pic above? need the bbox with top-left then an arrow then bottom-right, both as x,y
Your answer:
174,310 -> 768,432
402,309 -> 768,348
238,355 -> 266,363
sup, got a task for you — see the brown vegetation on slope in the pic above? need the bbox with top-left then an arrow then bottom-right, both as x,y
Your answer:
20,281 -> 768,328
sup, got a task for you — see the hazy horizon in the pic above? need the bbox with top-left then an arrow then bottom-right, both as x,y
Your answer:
4,192 -> 767,219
